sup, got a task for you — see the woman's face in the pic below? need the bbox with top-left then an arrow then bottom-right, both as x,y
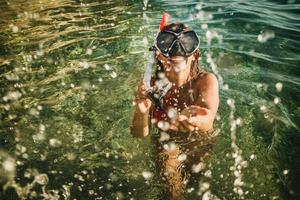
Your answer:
156,52 -> 194,74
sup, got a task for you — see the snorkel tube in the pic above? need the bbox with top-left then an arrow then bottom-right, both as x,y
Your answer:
159,12 -> 170,32
143,12 -> 170,90
143,12 -> 171,110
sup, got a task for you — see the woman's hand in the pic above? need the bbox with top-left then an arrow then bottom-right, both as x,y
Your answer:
134,81 -> 152,113
168,106 -> 211,133
169,115 -> 197,133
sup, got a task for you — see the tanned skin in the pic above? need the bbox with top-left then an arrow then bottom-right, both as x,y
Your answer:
131,51 -> 219,138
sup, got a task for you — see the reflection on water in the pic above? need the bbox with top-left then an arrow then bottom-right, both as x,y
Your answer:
0,0 -> 299,199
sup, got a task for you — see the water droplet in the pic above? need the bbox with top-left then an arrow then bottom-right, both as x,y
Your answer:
260,105 -> 267,112
236,187 -> 244,196
5,73 -> 19,81
104,64 -> 111,70
187,187 -> 195,193
39,124 -> 45,132
275,82 -> 283,92
35,173 -> 49,185
196,3 -> 203,10
3,91 -> 22,101
110,71 -> 117,78
12,25 -> 19,33
249,154 -> 257,160
227,99 -> 235,108
159,132 -> 170,142
2,159 -> 15,172
241,161 -> 248,168
79,61 -> 89,69
157,121 -> 170,131
49,138 -> 62,148
36,50 -> 44,56
201,24 -> 208,30
204,170 -> 212,178
116,191 -> 124,200
86,49 -> 93,55
178,154 -> 187,161
29,108 -> 39,116
32,133 -> 46,142
66,153 -> 76,160
16,144 -> 27,153
257,30 -> 275,43
163,142 -> 176,151
142,171 -> 153,180
236,118 -> 242,126
196,10 -> 213,21
200,182 -> 210,192
223,84 -> 229,90
234,178 -> 244,186
167,108 -> 177,119
274,97 -> 281,104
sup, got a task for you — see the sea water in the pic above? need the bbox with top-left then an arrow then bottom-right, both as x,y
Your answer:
0,0 -> 299,199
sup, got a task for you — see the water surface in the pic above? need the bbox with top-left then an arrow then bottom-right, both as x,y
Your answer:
0,0 -> 299,199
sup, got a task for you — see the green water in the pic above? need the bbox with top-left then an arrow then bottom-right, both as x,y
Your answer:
0,0 -> 299,199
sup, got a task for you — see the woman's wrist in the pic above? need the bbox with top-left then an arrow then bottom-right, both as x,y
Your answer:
135,98 -> 152,113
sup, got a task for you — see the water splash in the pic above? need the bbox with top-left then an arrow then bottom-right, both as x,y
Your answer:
0,151 -> 16,183
227,99 -> 247,198
275,82 -> 283,92
206,30 -> 223,46
0,0 -> 298,199
142,171 -> 153,180
257,30 -> 275,43
35,174 -> 49,185
143,0 -> 149,10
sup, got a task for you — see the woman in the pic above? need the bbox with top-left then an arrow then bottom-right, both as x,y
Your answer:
131,22 -> 219,199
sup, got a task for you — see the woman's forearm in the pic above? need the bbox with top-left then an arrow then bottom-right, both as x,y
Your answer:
130,102 -> 151,138
192,114 -> 214,132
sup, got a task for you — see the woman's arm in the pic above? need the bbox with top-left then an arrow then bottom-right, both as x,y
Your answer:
179,106 -> 215,132
130,81 -> 153,138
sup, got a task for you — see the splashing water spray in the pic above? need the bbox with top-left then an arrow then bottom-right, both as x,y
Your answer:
209,54 -> 247,197
143,0 -> 149,10
198,4 -> 247,199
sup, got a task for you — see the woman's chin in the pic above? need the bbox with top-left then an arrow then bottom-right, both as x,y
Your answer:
174,64 -> 187,72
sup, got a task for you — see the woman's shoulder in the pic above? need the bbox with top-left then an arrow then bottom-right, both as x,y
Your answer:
194,71 -> 218,89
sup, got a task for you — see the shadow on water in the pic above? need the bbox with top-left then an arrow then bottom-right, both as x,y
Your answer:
0,0 -> 300,199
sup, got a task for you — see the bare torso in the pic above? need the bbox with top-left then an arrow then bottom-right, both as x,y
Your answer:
161,72 -> 207,110
152,71 -> 217,135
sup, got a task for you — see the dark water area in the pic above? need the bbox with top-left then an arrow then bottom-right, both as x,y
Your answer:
0,0 -> 299,199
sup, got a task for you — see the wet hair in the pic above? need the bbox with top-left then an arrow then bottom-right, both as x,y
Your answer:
162,22 -> 187,33
153,23 -> 201,82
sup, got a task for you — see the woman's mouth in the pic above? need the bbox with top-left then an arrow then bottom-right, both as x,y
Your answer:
169,56 -> 186,63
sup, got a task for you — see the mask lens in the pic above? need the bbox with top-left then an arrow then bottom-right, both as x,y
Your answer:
180,31 -> 199,54
168,41 -> 186,57
156,32 -> 176,54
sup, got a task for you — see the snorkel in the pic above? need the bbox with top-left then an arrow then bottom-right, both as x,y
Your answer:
159,12 -> 170,32
143,12 -> 171,110
143,13 -> 199,110
143,12 -> 170,90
